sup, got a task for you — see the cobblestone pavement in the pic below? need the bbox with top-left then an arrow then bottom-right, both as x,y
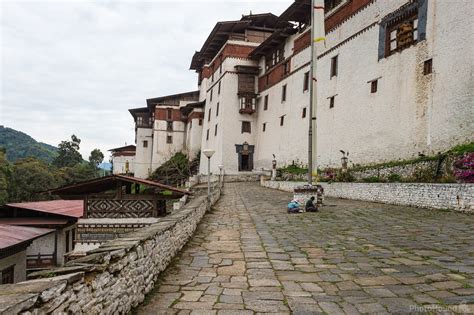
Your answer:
137,183 -> 474,314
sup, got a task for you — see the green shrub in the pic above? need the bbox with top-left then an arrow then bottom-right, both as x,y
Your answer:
387,173 -> 402,182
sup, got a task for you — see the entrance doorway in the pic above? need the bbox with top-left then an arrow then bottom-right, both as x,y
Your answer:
235,142 -> 254,172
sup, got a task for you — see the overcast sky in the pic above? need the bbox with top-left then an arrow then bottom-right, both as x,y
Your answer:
1,0 -> 289,160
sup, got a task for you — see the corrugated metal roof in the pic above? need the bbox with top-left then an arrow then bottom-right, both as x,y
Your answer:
0,218 -> 69,226
44,175 -> 190,196
0,224 -> 54,249
5,200 -> 84,218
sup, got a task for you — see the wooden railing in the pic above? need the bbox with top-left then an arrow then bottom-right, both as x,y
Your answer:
27,254 -> 55,268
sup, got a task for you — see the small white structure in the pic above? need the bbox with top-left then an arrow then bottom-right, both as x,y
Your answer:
109,145 -> 136,175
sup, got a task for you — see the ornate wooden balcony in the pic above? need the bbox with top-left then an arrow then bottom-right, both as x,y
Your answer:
239,107 -> 256,115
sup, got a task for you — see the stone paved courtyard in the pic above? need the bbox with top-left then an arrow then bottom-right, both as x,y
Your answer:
137,183 -> 474,314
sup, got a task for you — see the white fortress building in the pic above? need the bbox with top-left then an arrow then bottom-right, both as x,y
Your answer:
119,0 -> 473,179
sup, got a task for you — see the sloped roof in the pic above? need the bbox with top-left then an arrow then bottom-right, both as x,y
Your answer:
5,200 -> 84,218
0,224 -> 54,250
190,13 -> 280,70
0,218 -> 69,226
44,175 -> 190,196
108,145 -> 136,152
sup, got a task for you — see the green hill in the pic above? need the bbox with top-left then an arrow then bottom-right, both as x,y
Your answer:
0,126 -> 58,163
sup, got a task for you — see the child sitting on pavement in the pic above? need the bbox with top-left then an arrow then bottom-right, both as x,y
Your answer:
305,196 -> 318,212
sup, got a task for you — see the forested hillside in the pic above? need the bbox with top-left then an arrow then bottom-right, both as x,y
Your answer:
0,126 -> 58,163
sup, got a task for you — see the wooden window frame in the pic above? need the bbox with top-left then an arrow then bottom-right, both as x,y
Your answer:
423,58 -> 433,75
264,95 -> 269,110
166,121 -> 173,131
329,96 -> 335,108
263,123 -> 266,132
330,55 -> 338,78
303,71 -> 309,92
218,81 -> 221,94
166,109 -> 172,120
166,136 -> 173,144
241,121 -> 251,134
302,107 -> 307,118
280,116 -> 285,126
208,108 -> 211,122
1,265 -> 14,284
199,119 -> 203,126
214,124 -> 218,136
143,140 -> 148,148
281,84 -> 287,102
216,103 -> 219,117
210,89 -> 213,102
385,13 -> 419,57
371,80 -> 378,93
206,129 -> 209,141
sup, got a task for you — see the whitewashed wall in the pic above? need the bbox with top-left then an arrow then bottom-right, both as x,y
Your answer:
254,0 -> 473,171
152,119 -> 186,170
112,155 -> 135,175
0,250 -> 26,283
134,128 -> 153,179
199,52 -> 260,175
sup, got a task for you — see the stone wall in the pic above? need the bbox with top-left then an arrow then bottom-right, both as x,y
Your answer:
0,188 -> 221,314
261,180 -> 473,213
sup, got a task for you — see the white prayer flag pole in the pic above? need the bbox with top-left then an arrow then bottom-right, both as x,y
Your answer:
308,0 -> 326,185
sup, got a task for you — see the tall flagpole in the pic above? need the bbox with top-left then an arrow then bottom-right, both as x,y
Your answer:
308,0 -> 326,185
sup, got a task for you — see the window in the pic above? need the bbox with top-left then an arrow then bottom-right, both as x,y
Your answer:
325,0 -> 343,12
167,109 -> 172,120
281,84 -> 287,102
206,129 -> 209,140
137,116 -> 143,125
143,140 -> 148,148
214,124 -> 218,136
66,230 -> 70,253
167,135 -> 172,144
1,266 -> 14,284
424,59 -> 433,75
208,108 -> 211,121
263,123 -> 266,132
303,71 -> 309,92
280,116 -> 285,126
265,45 -> 284,70
283,61 -> 290,76
210,89 -> 213,102
212,68 -> 214,82
330,55 -> 338,78
199,119 -> 203,126
218,81 -> 221,94
329,96 -> 335,108
219,64 -> 222,74
264,95 -> 269,110
371,80 -> 378,93
216,103 -> 219,117
189,120 -> 192,129
386,14 -> 419,56
167,121 -> 173,131
302,107 -> 307,118
241,121 -> 251,133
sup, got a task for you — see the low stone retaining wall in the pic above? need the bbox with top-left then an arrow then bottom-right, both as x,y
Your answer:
262,180 -> 473,212
0,189 -> 221,314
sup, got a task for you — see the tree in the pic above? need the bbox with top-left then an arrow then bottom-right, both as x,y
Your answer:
53,135 -> 83,168
0,148 -> 10,205
8,158 -> 58,202
89,149 -> 104,169
57,163 -> 98,186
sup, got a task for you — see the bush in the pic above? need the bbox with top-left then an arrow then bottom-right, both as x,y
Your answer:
387,173 -> 402,182
362,176 -> 383,183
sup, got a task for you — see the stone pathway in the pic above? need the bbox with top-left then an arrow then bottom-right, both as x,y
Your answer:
137,182 -> 474,314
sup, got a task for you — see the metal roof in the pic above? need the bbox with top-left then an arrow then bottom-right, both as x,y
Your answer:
190,13 -> 280,70
44,175 -> 190,196
108,145 -> 136,152
5,200 -> 84,218
0,218 -> 69,226
0,224 -> 54,250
